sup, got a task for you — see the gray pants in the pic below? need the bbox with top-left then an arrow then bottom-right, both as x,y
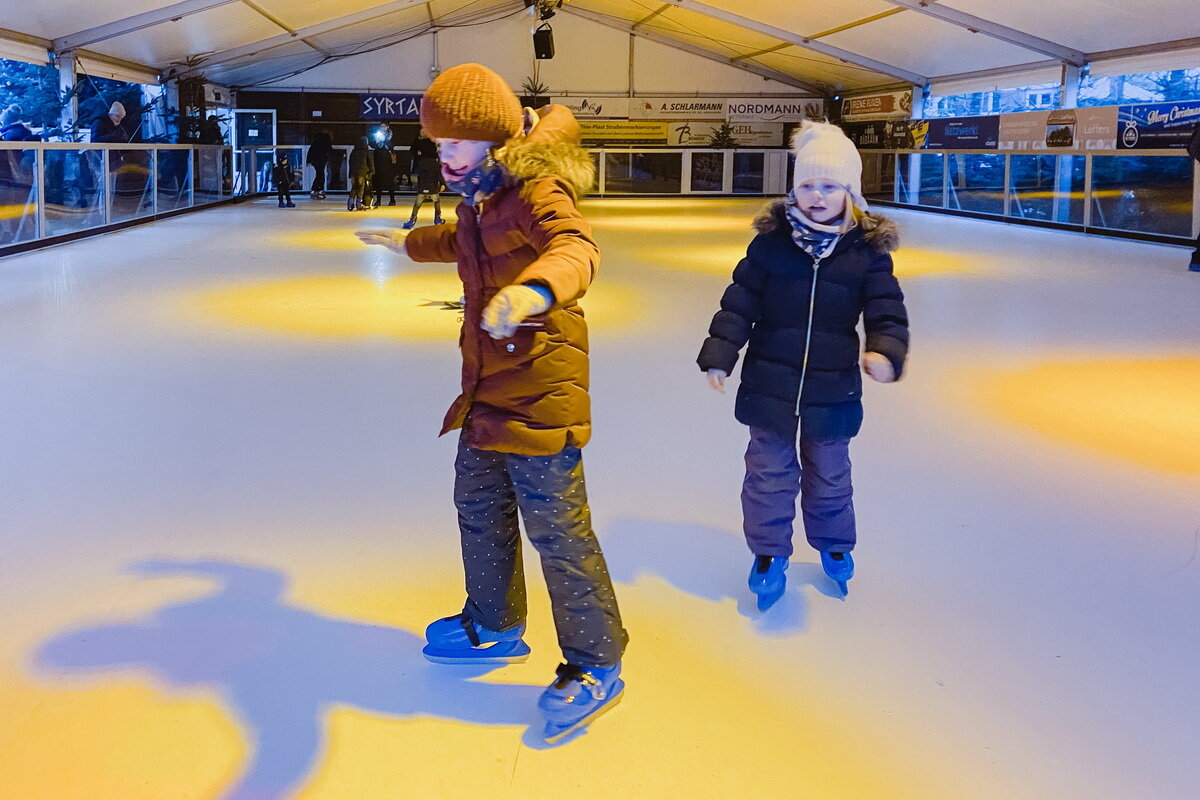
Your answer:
453,437 -> 628,668
742,427 -> 856,558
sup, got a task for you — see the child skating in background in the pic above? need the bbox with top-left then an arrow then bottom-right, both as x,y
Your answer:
271,154 -> 295,208
355,63 -> 627,743
697,121 -> 909,605
347,136 -> 374,211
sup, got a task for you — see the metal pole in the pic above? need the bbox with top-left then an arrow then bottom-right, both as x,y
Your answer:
941,152 -> 949,208
152,148 -> 159,215
102,148 -> 111,226
1083,154 -> 1094,229
36,147 -> 47,240
1003,152 -> 1012,217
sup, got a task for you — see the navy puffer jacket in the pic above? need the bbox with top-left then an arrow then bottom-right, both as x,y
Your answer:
697,200 -> 909,440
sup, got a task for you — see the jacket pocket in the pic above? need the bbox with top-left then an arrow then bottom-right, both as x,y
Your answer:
482,320 -> 549,359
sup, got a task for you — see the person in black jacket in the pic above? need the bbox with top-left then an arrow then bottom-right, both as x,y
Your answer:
402,130 -> 444,228
347,136 -> 374,211
271,154 -> 295,208
1188,121 -> 1200,271
92,102 -> 136,143
372,123 -> 396,206
306,129 -> 333,199
698,121 -> 909,602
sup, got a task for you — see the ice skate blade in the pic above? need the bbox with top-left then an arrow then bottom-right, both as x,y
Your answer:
835,580 -> 848,595
543,687 -> 624,744
421,640 -> 531,665
756,589 -> 785,611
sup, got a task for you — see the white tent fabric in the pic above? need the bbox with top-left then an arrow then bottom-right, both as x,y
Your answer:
1,0 -> 1198,91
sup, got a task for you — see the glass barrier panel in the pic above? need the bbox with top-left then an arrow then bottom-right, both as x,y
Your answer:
861,152 -> 897,203
691,152 -> 725,192
109,149 -> 154,223
233,149 -> 256,195
254,149 -> 276,193
44,149 -> 106,237
918,153 -> 945,207
1090,154 -> 1193,237
947,153 -> 1005,215
604,152 -> 682,193
1008,155 -> 1086,224
157,149 -> 192,212
0,148 -> 39,244
194,148 -> 223,203
733,152 -> 765,194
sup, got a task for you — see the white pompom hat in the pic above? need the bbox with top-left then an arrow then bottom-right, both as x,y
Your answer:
791,120 -> 868,211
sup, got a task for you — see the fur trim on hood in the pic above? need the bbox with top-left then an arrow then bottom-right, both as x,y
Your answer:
753,198 -> 899,253
495,104 -> 595,196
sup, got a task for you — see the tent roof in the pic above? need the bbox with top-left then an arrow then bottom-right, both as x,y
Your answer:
4,0 -> 1200,91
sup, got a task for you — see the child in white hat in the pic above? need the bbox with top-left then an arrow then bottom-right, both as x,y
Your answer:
698,120 -> 910,603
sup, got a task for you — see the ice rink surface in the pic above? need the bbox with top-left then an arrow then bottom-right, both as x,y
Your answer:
0,196 -> 1197,799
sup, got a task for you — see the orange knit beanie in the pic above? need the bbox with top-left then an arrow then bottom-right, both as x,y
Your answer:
420,63 -> 523,143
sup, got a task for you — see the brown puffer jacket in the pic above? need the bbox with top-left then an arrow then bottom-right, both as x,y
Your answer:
404,105 -> 598,456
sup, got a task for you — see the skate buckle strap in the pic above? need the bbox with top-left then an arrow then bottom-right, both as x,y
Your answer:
555,663 -> 606,701
458,615 -> 481,647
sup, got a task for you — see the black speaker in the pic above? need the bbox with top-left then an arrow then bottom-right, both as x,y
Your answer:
533,26 -> 555,60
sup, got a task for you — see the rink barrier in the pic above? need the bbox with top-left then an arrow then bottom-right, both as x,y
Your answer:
3,144 -> 1196,255
861,148 -> 1200,246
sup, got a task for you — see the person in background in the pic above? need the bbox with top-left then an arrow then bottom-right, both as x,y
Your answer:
92,101 -> 136,143
347,136 -> 374,212
197,115 -> 224,145
1,105 -> 38,142
307,128 -> 333,199
372,122 -> 397,206
272,154 -> 296,208
402,129 -> 444,228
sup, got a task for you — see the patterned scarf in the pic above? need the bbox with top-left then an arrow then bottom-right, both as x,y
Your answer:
446,153 -> 508,206
784,190 -> 843,260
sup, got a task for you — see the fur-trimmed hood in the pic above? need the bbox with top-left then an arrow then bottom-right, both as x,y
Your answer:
753,198 -> 900,254
495,104 -> 595,196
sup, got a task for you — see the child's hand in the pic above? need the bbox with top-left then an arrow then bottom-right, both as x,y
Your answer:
482,285 -> 551,339
356,228 -> 408,255
707,369 -> 728,393
862,352 -> 896,383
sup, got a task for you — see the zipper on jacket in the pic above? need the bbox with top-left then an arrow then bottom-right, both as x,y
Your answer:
795,256 -> 822,416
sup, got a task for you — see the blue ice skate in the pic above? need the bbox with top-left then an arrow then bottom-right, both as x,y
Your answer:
401,218 -> 417,229
421,614 -> 531,664
821,551 -> 854,595
748,555 -> 788,610
538,662 -> 624,744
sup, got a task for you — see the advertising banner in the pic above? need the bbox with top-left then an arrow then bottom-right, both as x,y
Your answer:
359,93 -> 422,120
842,90 -> 913,120
668,121 -> 784,147
628,98 -> 727,120
579,120 -> 669,144
842,119 -> 929,149
726,98 -> 822,123
1116,101 -> 1200,149
924,116 -> 999,149
549,97 -> 629,119
998,107 -> 1118,151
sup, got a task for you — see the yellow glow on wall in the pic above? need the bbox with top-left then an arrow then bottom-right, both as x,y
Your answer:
194,274 -> 648,341
969,356 -> 1200,474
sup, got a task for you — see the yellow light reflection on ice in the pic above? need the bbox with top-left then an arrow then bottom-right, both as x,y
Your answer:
195,274 -> 647,340
971,356 -> 1200,474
